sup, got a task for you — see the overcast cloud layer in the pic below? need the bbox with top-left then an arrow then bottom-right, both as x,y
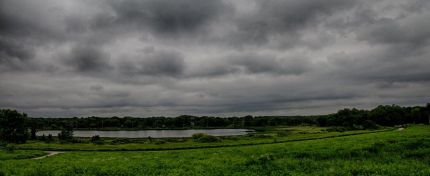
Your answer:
1,0 -> 429,117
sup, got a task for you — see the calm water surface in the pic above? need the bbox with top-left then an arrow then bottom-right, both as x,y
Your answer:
37,129 -> 254,138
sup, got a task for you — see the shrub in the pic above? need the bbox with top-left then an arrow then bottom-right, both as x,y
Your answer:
363,120 -> 379,129
154,139 -> 166,145
40,134 -> 46,141
0,109 -> 29,143
327,126 -> 347,132
91,135 -> 104,145
58,127 -> 73,141
110,138 -> 131,144
46,134 -> 53,143
251,134 -> 273,138
166,138 -> 186,143
0,141 -> 7,148
192,133 -> 221,143
192,133 -> 205,140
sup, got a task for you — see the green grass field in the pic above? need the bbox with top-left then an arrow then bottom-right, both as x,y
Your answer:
0,125 -> 429,175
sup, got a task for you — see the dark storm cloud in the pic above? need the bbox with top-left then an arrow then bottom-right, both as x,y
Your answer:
327,45 -> 430,83
119,50 -> 185,77
0,0 -> 429,117
102,0 -> 230,36
64,45 -> 112,73
229,0 -> 357,47
0,38 -> 33,62
356,15 -> 430,46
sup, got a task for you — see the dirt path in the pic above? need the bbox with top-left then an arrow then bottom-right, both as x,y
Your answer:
33,151 -> 64,160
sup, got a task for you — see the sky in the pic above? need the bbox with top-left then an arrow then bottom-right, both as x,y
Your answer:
1,0 -> 429,117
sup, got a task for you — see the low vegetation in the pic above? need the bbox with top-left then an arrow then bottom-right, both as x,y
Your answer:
0,125 -> 428,175
192,133 -> 221,143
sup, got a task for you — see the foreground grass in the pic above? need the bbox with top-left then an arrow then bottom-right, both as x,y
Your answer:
0,125 -> 428,175
0,150 -> 46,160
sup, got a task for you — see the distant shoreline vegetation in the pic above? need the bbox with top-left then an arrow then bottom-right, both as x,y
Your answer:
27,103 -> 430,130
1,103 -> 429,144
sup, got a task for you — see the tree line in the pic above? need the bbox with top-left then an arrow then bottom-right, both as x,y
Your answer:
1,104 -> 429,143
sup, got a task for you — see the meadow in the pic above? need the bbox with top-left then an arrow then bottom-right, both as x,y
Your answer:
0,125 -> 429,175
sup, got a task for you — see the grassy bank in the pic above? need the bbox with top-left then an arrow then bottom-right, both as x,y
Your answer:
0,125 -> 428,175
0,150 -> 46,160
13,126 -> 388,151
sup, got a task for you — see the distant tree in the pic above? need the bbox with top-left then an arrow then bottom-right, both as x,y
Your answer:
362,120 -> 378,129
30,126 -> 37,140
40,134 -> 46,141
0,109 -> 29,143
192,133 -> 220,143
58,125 -> 73,141
427,103 -> 430,124
91,135 -> 103,144
47,134 -> 53,143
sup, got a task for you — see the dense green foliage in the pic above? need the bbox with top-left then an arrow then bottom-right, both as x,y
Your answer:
0,109 -> 29,143
0,125 -> 428,175
57,126 -> 74,141
192,133 -> 221,143
0,104 -> 428,146
25,104 -> 430,131
317,104 -> 430,128
11,127 -> 385,151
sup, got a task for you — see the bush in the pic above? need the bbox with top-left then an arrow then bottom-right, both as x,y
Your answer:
327,126 -> 347,132
0,109 -> 29,143
40,134 -> 46,141
91,135 -> 104,145
0,141 -> 7,148
110,138 -> 131,144
166,138 -> 186,143
192,133 -> 221,143
192,133 -> 205,140
154,139 -> 166,145
363,120 -> 379,129
248,134 -> 273,138
46,134 -> 54,143
58,127 -> 73,141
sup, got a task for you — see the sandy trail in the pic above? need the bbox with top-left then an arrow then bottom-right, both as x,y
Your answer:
33,151 -> 64,160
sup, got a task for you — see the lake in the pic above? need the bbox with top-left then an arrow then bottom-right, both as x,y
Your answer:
36,129 -> 254,138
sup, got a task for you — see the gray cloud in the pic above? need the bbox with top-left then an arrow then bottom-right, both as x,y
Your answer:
188,53 -> 310,78
0,38 -> 34,63
356,11 -> 430,46
227,0 -> 357,48
0,0 -> 429,117
102,0 -> 230,37
64,45 -> 112,73
118,50 -> 185,77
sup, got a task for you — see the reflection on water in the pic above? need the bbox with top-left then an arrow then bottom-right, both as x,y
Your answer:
37,129 -> 253,138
